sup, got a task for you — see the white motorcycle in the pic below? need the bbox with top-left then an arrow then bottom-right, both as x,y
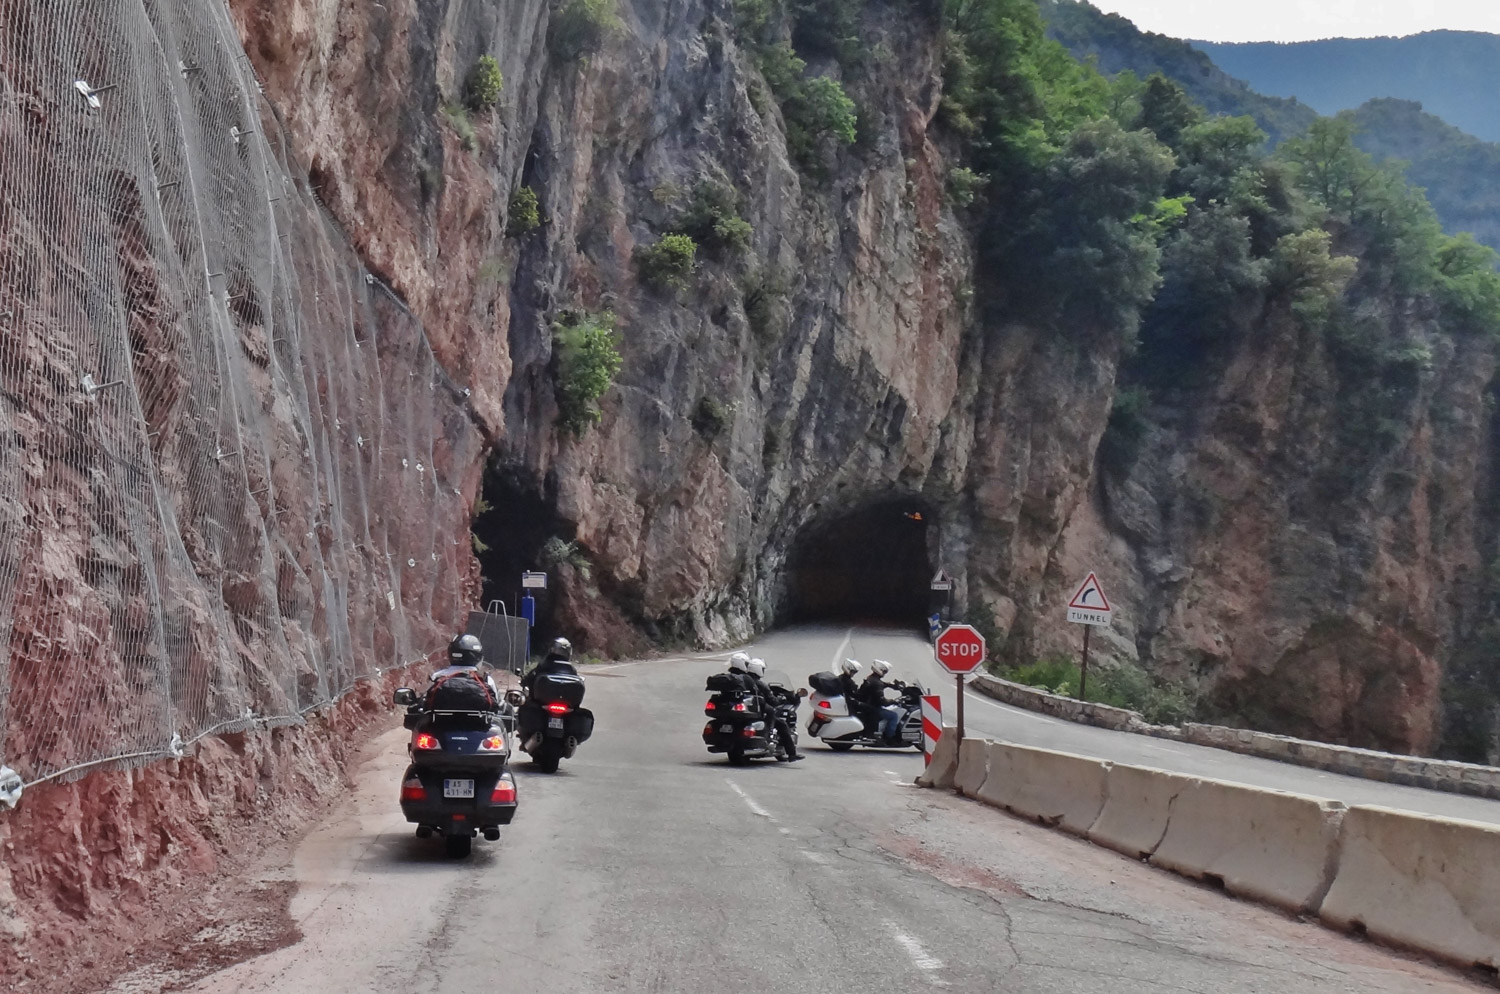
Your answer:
804,672 -> 925,752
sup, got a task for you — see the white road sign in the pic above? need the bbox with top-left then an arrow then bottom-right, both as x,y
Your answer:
1066,572 -> 1112,627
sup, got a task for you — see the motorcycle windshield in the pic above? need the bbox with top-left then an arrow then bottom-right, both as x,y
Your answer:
766,670 -> 793,690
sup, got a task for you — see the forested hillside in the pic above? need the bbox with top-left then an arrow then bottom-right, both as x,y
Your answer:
1199,31 -> 1500,144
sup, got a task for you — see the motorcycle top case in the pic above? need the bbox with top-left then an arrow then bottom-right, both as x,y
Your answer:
705,672 -> 746,693
807,671 -> 843,696
530,670 -> 586,708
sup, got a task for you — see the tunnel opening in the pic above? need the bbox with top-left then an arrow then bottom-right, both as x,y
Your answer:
780,497 -> 938,629
470,462 -> 567,644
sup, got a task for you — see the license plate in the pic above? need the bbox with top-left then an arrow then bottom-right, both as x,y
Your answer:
443,779 -> 474,799
548,716 -> 564,729
719,724 -> 733,733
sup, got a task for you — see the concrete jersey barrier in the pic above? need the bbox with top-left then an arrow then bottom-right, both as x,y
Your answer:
954,738 -> 989,798
975,741 -> 1111,836
1088,763 -> 1197,860
915,724 -> 959,790
1149,776 -> 1345,914
1320,805 -> 1500,970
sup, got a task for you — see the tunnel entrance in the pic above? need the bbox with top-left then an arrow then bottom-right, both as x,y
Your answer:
781,497 -> 937,627
470,463 -> 566,644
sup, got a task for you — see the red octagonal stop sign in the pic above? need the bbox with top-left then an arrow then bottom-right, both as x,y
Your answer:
934,624 -> 986,674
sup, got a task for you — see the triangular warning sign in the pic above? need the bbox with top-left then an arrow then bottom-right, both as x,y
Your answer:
1067,572 -> 1111,612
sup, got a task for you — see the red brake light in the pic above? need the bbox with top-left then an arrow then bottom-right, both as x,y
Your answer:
741,727 -> 757,737
817,700 -> 830,709
706,700 -> 716,710
490,780 -> 516,804
400,777 -> 426,802
544,702 -> 570,714
414,732 -> 441,750
479,735 -> 505,752
732,702 -> 747,712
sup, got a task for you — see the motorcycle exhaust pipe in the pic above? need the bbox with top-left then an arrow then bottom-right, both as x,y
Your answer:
564,736 -> 579,758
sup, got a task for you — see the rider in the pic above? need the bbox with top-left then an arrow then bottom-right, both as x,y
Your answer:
747,657 -> 802,762
521,636 -> 578,696
839,658 -> 875,730
859,659 -> 904,744
426,633 -> 500,709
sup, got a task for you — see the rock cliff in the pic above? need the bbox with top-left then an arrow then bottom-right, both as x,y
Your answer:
224,0 -> 1500,758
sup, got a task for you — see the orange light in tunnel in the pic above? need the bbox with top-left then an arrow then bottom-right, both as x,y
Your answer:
905,511 -> 923,521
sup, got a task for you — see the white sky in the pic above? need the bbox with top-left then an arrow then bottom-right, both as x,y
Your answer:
1086,1 -> 1500,43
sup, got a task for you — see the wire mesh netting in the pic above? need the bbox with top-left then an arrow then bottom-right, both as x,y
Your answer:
0,0 -> 481,787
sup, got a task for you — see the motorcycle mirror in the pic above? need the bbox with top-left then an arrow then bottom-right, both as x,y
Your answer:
797,687 -> 808,698
393,688 -> 418,707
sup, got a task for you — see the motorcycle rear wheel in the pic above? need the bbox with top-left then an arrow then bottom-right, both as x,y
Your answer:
827,742 -> 855,752
533,741 -> 562,773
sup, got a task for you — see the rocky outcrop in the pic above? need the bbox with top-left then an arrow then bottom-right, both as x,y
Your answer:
222,0 -> 1500,756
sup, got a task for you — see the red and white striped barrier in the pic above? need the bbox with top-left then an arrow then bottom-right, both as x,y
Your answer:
921,695 -> 942,767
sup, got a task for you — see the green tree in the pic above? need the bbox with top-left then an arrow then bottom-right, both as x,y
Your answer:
465,55 -> 504,111
1136,72 -> 1201,149
1267,228 -> 1357,328
799,76 -> 858,145
549,0 -> 620,60
553,311 -> 623,434
635,233 -> 698,290
507,186 -> 541,236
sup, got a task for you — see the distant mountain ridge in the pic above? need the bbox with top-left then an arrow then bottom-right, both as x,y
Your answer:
1196,32 -> 1500,143
1042,2 -> 1500,257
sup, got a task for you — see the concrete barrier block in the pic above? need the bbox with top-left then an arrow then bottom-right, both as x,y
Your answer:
953,738 -> 989,798
1321,805 -> 1500,970
915,724 -> 959,790
1089,763 -> 1197,860
1149,778 -> 1345,914
975,742 -> 1111,836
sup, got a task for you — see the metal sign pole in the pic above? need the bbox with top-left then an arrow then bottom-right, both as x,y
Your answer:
1080,625 -> 1091,701
956,673 -> 965,740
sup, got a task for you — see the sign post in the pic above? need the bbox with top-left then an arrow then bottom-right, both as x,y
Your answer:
1065,572 -> 1112,700
520,572 -> 547,666
933,624 -> 986,740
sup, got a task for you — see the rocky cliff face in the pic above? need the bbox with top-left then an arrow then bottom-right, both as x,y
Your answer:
225,0 -> 1500,756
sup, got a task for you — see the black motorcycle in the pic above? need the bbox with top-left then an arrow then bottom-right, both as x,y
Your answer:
514,662 -> 595,773
702,670 -> 804,764
393,686 -> 518,858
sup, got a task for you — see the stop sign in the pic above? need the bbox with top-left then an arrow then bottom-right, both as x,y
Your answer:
934,624 -> 986,674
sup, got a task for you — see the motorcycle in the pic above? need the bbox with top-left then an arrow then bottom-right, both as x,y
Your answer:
702,669 -> 804,764
514,662 -> 595,773
392,686 -> 518,858
804,672 -> 926,752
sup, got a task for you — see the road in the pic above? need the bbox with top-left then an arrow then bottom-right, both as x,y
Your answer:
150,625 -> 1490,994
784,624 -> 1500,826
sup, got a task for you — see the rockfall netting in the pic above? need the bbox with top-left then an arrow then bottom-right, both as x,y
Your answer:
0,0 -> 481,789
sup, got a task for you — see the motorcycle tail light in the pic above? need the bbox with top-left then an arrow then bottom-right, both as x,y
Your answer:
706,700 -> 716,710
414,732 -> 441,750
478,735 -> 505,752
703,722 -> 714,735
400,776 -> 426,802
490,780 -> 516,804
817,700 -> 830,709
732,702 -> 747,712
741,727 -> 757,738
544,702 -> 571,715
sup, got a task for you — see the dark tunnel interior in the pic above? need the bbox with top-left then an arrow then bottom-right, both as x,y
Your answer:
781,498 -> 937,628
470,464 -> 564,644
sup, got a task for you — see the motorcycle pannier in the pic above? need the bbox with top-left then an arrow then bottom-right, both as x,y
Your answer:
808,671 -> 843,696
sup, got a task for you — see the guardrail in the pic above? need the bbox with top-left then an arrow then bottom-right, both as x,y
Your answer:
922,736 -> 1500,974
969,673 -> 1500,800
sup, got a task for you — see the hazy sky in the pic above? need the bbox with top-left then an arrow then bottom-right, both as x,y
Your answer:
1088,1 -> 1500,43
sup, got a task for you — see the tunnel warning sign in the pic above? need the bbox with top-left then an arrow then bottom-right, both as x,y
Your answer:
1066,572 -> 1112,627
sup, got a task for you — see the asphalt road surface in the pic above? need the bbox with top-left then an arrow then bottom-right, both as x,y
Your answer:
167,626 -> 1492,993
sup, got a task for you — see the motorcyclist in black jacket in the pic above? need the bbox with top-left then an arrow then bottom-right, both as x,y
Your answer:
522,637 -> 578,695
859,659 -> 904,743
746,657 -> 802,762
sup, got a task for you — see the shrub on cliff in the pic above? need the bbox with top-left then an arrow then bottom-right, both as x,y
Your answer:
465,55 -> 504,111
750,42 -> 858,174
553,311 -> 623,434
635,233 -> 698,291
549,0 -> 620,60
674,180 -> 753,254
507,186 -> 541,236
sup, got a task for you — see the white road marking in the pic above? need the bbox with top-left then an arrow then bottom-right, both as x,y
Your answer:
884,770 -> 899,776
726,779 -> 774,820
887,922 -> 946,975
778,827 -> 791,835
829,628 -> 855,672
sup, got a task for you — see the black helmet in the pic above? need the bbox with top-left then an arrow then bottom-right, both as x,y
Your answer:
448,633 -> 484,666
546,637 -> 573,662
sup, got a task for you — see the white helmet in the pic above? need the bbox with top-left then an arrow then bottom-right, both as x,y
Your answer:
841,658 -> 862,676
871,659 -> 891,678
727,651 -> 750,672
747,658 -> 766,677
